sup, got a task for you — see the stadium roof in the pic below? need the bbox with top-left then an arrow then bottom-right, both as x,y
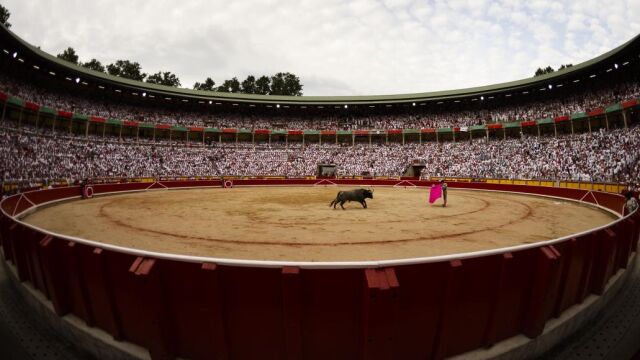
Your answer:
1,24 -> 639,106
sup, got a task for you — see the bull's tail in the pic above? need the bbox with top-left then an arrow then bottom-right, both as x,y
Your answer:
330,191 -> 344,207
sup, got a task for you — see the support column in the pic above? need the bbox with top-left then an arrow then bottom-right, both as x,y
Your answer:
537,124 -> 540,138
503,129 -> 506,140
485,129 -> 489,140
623,111 -> 628,129
268,134 -> 271,146
285,134 -> 288,147
203,131 -> 205,145
152,127 -> 155,142
136,127 -> 140,142
219,134 -> 222,144
351,134 -> 354,147
35,112 -> 39,131
588,118 -> 592,134
453,131 -> 456,143
169,129 -> 172,142
520,126 -> 523,139
252,132 -> 255,145
85,121 -> 89,138
102,123 -> 106,138
17,108 -> 23,128
385,133 -> 388,145
0,100 -> 6,122
335,134 -> 338,145
419,133 -> 422,145
605,114 -> 609,131
119,124 -> 123,139
571,120 -> 574,135
236,132 -> 239,145
319,135 -> 321,146
553,122 -> 557,138
436,131 -> 439,144
69,118 -> 73,135
402,132 -> 405,145
52,115 -> 56,132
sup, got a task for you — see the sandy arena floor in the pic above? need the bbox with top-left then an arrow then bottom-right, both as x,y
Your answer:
22,187 -> 616,261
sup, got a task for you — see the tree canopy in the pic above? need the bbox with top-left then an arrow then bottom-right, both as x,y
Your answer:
57,47 -> 79,65
217,77 -> 241,93
241,75 -> 257,94
269,72 -> 303,96
255,76 -> 271,95
0,4 -> 11,28
193,77 -> 216,91
534,64 -> 573,77
48,39 -> 306,95
146,71 -> 181,87
106,60 -> 147,81
81,59 -> 105,73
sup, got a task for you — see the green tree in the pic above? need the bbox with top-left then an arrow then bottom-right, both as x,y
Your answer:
534,66 -> 555,77
241,75 -> 257,94
193,77 -> 216,91
0,4 -> 11,28
106,60 -> 146,81
255,75 -> 271,95
217,77 -> 241,93
558,64 -> 573,71
146,71 -> 181,87
57,47 -> 79,65
81,58 -> 105,72
270,72 -> 303,96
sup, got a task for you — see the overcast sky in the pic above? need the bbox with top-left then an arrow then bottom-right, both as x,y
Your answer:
4,0 -> 640,96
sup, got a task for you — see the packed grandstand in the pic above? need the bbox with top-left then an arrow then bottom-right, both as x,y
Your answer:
1,27 -> 640,195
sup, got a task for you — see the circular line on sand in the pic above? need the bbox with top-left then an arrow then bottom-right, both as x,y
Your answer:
96,193 -> 534,247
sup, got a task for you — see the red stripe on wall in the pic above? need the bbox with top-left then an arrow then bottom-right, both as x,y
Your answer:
90,116 -> 106,123
554,116 -> 569,122
57,110 -> 72,118
588,107 -> 604,117
622,99 -> 637,109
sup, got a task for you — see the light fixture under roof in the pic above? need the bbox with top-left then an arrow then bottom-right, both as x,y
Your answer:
75,77 -> 80,84
276,104 -> 280,108
12,52 -> 17,58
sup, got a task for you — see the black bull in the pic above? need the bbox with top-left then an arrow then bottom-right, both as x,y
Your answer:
329,189 -> 374,210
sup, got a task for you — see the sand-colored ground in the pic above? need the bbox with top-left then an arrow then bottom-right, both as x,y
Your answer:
23,187 -> 616,261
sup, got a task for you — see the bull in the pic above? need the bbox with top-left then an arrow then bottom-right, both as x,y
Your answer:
329,188 -> 374,210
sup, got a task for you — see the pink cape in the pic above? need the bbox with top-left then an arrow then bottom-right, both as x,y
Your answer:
429,184 -> 442,204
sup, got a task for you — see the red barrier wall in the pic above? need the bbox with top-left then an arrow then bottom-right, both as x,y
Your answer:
0,180 -> 637,360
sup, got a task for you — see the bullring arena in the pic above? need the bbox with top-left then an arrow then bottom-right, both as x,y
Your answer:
2,10 -> 640,360
24,186 -> 616,261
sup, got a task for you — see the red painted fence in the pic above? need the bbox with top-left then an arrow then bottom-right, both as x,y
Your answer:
0,179 -> 638,360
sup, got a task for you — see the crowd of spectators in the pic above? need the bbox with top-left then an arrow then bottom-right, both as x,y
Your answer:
2,125 -> 638,188
1,72 -> 639,130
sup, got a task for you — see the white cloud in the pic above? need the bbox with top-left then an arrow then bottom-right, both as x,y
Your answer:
2,0 -> 639,95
